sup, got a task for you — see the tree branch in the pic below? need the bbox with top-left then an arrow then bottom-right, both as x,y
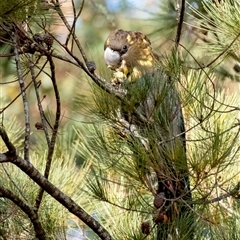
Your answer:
0,127 -> 114,240
13,36 -> 31,161
34,54 -> 61,211
29,56 -> 51,145
175,0 -> 185,46
54,0 -> 88,64
0,185 -> 46,240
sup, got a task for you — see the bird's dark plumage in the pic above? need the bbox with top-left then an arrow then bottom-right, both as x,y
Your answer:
104,29 -> 192,239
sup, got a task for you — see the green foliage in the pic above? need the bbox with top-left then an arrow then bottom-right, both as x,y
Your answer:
0,0 -> 37,21
1,0 -> 240,239
188,0 -> 240,53
0,119 -> 89,239
74,0 -> 240,234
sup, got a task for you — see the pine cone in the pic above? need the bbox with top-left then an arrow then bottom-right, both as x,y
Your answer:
153,212 -> 168,224
86,61 -> 96,73
141,221 -> 150,235
43,33 -> 54,49
35,122 -> 43,130
33,33 -> 44,44
153,192 -> 165,209
234,63 -> 240,73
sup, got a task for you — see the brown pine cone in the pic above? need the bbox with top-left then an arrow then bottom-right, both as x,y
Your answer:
33,33 -> 44,44
141,221 -> 150,235
35,122 -> 43,130
153,212 -> 168,224
153,192 -> 165,209
43,33 -> 54,49
86,61 -> 96,73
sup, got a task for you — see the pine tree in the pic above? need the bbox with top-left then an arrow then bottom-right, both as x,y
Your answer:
0,0 -> 240,239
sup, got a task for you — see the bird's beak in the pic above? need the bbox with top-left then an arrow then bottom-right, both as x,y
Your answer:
104,47 -> 121,68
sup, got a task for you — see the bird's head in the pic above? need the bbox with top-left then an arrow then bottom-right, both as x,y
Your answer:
104,29 -> 157,81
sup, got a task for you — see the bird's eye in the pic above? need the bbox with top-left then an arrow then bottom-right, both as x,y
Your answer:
120,45 -> 128,54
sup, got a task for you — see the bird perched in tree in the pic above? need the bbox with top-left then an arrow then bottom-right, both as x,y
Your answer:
104,29 -> 192,239
104,29 -> 160,82
103,29 -> 186,143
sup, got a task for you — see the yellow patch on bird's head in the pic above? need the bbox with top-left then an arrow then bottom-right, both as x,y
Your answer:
126,34 -> 133,44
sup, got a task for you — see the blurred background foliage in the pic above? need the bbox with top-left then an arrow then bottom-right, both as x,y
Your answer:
1,0 -> 240,239
1,0 -> 239,125
1,0 -> 239,122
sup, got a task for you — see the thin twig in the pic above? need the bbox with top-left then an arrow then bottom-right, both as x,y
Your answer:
178,41 -> 240,113
118,118 -> 149,149
0,127 -> 16,155
66,0 -> 77,50
54,0 -> 88,64
2,165 -> 29,203
196,182 -> 240,205
13,37 -> 30,161
34,53 -> 61,212
65,0 -> 85,48
175,0 -> 185,47
29,55 -> 51,146
0,79 -> 32,114
0,60 -> 48,114
187,32 -> 240,70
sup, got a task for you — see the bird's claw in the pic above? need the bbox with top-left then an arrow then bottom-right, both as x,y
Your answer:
111,71 -> 127,85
